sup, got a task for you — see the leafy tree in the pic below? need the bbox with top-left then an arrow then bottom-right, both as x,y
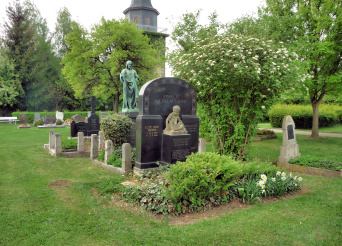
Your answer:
229,0 -> 342,137
2,0 -> 36,110
0,48 -> 24,115
62,18 -> 160,113
52,7 -> 84,111
23,0 -> 59,111
53,7 -> 72,58
169,16 -> 299,157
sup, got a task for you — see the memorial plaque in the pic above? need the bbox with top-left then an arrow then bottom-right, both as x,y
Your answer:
162,134 -> 191,164
287,125 -> 294,140
45,115 -> 56,125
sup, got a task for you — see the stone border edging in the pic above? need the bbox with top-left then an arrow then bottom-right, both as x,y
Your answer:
277,162 -> 341,178
93,159 -> 125,175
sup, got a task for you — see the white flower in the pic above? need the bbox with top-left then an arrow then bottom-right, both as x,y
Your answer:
272,178 -> 276,182
261,174 -> 267,182
290,173 -> 293,177
298,177 -> 303,182
281,172 -> 286,177
276,171 -> 281,176
234,64 -> 238,68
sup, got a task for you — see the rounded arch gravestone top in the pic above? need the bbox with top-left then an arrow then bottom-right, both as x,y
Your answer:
139,77 -> 197,116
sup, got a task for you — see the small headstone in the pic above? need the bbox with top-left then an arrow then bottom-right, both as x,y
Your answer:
18,114 -> 31,128
77,122 -> 88,136
45,115 -> 56,125
279,115 -> 301,163
34,113 -> 41,121
19,114 -> 28,126
71,115 -> 86,123
56,111 -> 64,121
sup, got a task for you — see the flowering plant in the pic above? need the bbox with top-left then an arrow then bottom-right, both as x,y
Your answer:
169,33 -> 299,158
262,173 -> 302,197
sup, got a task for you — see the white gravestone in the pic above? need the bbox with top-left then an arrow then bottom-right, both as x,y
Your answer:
279,115 -> 301,163
56,111 -> 64,121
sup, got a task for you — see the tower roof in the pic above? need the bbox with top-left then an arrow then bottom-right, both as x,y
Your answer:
123,0 -> 159,15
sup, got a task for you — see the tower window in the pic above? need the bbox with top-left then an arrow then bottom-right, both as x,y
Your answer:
146,17 -> 151,25
134,17 -> 139,24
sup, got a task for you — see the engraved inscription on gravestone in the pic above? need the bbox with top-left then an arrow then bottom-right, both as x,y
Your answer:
287,125 -> 294,140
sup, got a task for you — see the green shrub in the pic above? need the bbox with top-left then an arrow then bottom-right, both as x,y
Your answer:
100,114 -> 133,149
107,153 -> 122,167
163,152 -> 243,213
97,150 -> 105,161
241,160 -> 279,178
56,119 -> 63,125
33,119 -> 43,126
61,138 -> 78,151
269,104 -> 342,128
290,155 -> 342,171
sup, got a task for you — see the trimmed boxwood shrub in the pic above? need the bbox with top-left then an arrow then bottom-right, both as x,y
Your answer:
269,104 -> 342,128
12,111 -> 113,124
100,114 -> 133,149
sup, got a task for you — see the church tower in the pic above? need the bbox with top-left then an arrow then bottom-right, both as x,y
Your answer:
123,0 -> 160,32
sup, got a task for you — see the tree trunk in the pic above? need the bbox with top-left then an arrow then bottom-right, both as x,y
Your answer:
113,91 -> 120,113
311,101 -> 320,137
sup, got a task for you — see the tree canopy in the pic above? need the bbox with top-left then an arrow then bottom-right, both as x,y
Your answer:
228,0 -> 342,137
62,18 -> 161,112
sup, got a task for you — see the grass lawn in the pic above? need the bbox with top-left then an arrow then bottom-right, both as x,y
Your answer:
0,124 -> 341,245
248,133 -> 342,164
258,123 -> 342,133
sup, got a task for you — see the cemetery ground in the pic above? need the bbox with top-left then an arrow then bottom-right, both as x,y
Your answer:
0,125 -> 341,245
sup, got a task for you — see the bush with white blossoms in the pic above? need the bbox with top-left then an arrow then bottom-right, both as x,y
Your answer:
257,172 -> 302,197
169,33 -> 299,158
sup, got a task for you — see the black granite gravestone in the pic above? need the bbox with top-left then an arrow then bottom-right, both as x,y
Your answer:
120,112 -> 139,147
287,125 -> 294,140
87,96 -> 100,136
135,77 -> 199,169
162,134 -> 192,164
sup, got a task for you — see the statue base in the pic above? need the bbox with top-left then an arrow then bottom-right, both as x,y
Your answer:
161,134 -> 191,165
163,130 -> 188,135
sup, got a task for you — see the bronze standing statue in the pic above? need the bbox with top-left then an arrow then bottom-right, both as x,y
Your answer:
120,61 -> 139,112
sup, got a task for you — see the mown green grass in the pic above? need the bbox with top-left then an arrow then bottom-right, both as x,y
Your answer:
258,122 -> 342,133
248,133 -> 342,164
0,124 -> 341,245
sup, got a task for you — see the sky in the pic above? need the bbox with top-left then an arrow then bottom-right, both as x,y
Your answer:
0,0 -> 265,75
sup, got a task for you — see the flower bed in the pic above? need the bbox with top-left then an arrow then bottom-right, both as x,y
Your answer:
95,153 -> 303,215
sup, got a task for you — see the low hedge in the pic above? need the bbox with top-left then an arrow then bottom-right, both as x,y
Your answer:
12,111 -> 113,124
269,104 -> 342,128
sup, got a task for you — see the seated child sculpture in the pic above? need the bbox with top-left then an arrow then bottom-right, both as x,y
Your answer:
163,105 -> 188,135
